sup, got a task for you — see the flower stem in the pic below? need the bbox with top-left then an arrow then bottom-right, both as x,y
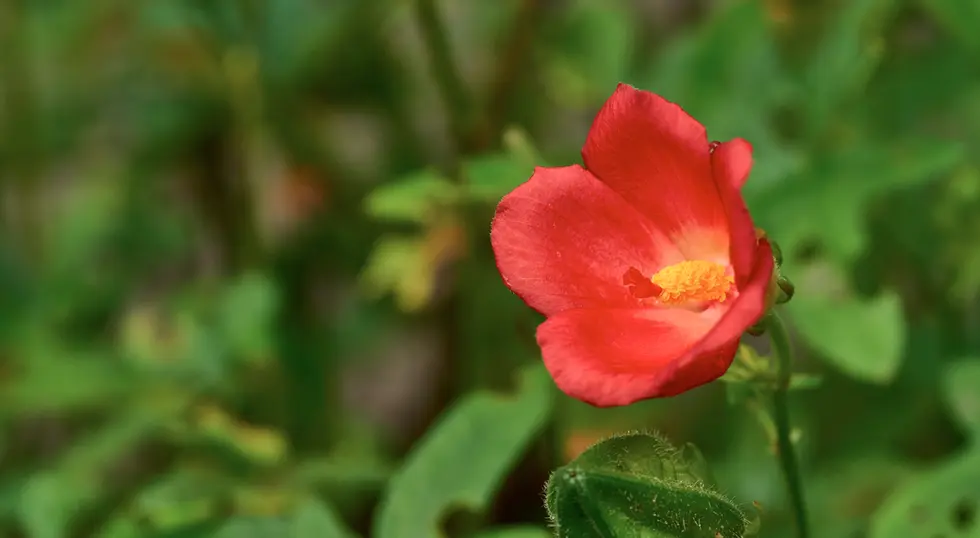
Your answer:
765,312 -> 810,538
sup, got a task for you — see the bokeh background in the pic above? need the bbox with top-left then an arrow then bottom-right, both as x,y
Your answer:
1,0 -> 980,537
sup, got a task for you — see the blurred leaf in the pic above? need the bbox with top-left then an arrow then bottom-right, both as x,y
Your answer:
360,223 -> 466,312
213,517 -> 290,538
788,287 -> 904,383
18,395 -> 187,538
869,449 -> 980,537
364,170 -> 459,224
20,474 -> 70,538
260,0 -> 352,84
374,363 -> 554,538
803,0 -> 895,138
460,127 -> 542,204
943,359 -> 980,439
918,0 -> 980,55
544,0 -> 634,107
217,272 -> 280,363
471,527 -> 552,538
862,34 -> 978,134
642,0 -> 800,193
290,498 -> 356,538
546,432 -> 748,538
124,467 -> 230,532
361,235 -> 429,311
462,144 -> 534,203
789,373 -> 823,390
752,139 -> 964,261
290,455 -> 392,491
807,456 -> 916,538
194,405 -> 289,467
1,329 -> 133,415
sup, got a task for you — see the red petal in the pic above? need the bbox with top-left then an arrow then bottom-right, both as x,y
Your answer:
537,307 -> 715,407
491,165 -> 684,316
536,240 -> 775,407
655,239 -> 774,396
712,139 -> 759,288
712,138 -> 754,190
582,84 -> 728,257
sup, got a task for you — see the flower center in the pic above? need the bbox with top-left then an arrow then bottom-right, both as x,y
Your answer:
650,260 -> 733,306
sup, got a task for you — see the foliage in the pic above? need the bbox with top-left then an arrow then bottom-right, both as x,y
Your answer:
1,0 -> 980,537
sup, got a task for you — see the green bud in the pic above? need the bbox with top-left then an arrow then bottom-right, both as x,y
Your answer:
546,432 -> 750,538
770,240 -> 783,268
776,276 -> 795,304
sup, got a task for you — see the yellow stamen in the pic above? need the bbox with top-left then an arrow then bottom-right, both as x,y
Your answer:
651,260 -> 733,306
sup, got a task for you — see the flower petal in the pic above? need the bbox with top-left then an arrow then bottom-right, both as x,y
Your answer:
536,240 -> 775,407
491,165 -> 684,316
582,84 -> 729,253
712,138 -> 754,190
712,139 -> 759,288
536,307 -> 716,407
656,238 -> 775,396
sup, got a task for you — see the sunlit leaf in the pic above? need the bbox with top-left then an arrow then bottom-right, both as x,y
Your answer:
943,359 -> 980,439
374,364 -> 554,538
869,449 -> 980,538
360,223 -> 466,312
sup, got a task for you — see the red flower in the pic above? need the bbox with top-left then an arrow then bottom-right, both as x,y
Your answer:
490,84 -> 775,407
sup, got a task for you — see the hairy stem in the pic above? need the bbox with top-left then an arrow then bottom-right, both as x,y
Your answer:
765,312 -> 810,538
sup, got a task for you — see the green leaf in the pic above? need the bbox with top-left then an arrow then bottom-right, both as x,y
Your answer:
943,359 -> 980,439
363,170 -> 458,224
869,449 -> 980,537
462,150 -> 533,203
806,456 -> 916,538
788,284 -> 905,384
751,139 -> 964,262
641,0 -> 800,193
918,0 -> 980,55
213,517 -> 290,538
471,527 -> 552,538
361,222 -> 464,312
544,0 -> 634,108
18,397 -> 187,538
291,498 -> 356,538
217,272 -> 280,363
374,364 -> 554,538
802,0 -> 896,138
122,467 -> 230,532
546,432 -> 748,538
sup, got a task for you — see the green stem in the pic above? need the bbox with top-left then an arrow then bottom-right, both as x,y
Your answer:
765,312 -> 810,538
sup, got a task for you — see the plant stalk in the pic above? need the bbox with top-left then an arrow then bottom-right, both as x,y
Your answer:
765,312 -> 810,538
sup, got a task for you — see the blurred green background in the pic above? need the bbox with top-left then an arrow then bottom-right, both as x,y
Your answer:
1,0 -> 980,537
